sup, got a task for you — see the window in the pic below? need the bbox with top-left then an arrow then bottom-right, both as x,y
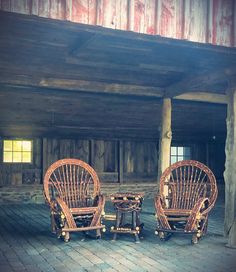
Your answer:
3,140 -> 32,163
170,146 -> 191,164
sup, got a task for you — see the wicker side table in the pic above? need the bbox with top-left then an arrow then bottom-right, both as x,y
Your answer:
110,192 -> 144,243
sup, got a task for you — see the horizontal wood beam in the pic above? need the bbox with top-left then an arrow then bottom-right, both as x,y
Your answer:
165,71 -> 232,97
174,92 -> 228,104
39,78 -> 164,97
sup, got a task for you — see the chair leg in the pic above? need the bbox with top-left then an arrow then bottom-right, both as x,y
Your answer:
191,234 -> 199,244
50,212 -> 56,233
132,211 -> 140,243
96,228 -> 101,239
112,210 -> 121,241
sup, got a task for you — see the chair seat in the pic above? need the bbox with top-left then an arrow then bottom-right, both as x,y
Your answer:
70,206 -> 98,215
164,209 -> 191,216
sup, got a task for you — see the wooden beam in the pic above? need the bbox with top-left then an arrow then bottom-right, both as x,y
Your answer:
174,92 -> 228,104
39,78 -> 164,97
157,98 -> 172,183
165,72 -> 230,98
224,87 -> 236,248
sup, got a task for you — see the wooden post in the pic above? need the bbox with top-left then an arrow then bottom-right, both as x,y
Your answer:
224,87 -> 236,248
157,98 -> 172,184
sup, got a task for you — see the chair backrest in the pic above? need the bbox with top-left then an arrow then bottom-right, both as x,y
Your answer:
159,160 -> 217,213
44,158 -> 100,208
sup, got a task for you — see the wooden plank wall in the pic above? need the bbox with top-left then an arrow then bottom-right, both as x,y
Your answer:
0,139 -> 42,186
0,138 -> 225,186
0,0 -> 235,47
0,138 -> 159,186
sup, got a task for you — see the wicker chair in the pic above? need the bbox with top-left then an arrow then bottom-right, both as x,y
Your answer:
44,158 -> 106,242
154,160 -> 218,244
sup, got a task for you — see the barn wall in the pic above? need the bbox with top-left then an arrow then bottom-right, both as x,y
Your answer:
0,137 -> 225,187
0,139 -> 42,187
0,137 -> 159,186
0,0 -> 235,47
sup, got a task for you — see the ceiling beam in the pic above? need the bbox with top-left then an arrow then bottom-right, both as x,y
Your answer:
0,77 -> 164,98
39,78 -> 164,97
165,71 -> 232,97
174,92 -> 228,104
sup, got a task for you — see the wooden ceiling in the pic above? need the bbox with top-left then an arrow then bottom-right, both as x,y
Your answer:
0,11 -> 234,141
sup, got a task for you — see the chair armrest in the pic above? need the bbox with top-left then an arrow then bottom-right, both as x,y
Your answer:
154,194 -> 171,230
185,197 -> 209,232
55,197 -> 77,229
90,194 -> 105,226
155,194 -> 166,209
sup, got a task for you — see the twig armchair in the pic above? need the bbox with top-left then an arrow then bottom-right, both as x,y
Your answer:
44,158 -> 106,242
154,160 -> 218,244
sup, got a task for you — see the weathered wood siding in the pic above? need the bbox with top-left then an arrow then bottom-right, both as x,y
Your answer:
0,139 -> 42,186
0,137 -> 225,186
0,0 -> 235,47
0,138 -> 159,186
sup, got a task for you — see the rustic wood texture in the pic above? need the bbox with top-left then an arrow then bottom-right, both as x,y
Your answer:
224,87 -> 236,248
154,160 -> 218,244
43,158 -> 106,242
0,11 -> 234,141
0,0 -> 235,47
110,192 -> 144,242
0,139 -> 42,186
157,98 -> 172,182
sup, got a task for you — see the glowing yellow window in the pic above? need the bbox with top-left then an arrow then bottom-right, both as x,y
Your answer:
3,140 -> 32,163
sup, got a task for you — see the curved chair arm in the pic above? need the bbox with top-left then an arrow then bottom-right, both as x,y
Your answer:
55,197 -> 77,229
90,194 -> 105,226
185,197 -> 209,232
154,194 -> 171,230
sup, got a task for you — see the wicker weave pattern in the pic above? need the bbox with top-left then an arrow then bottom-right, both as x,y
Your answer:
155,160 -> 218,244
44,158 -> 105,242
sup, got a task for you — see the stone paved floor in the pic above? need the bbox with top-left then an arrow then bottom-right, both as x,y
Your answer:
0,194 -> 235,272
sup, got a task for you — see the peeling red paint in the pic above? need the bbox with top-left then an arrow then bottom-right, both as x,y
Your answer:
0,0 -> 234,47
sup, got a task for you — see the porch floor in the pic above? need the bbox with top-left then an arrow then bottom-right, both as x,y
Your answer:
0,193 -> 235,272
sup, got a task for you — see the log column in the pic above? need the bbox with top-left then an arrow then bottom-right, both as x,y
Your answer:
157,98 -> 172,184
224,87 -> 236,248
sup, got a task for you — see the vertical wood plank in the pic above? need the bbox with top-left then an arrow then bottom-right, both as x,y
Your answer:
73,139 -> 90,162
115,0 -> 128,30
158,0 -> 183,39
0,0 -> 11,11
118,140 -> 123,183
37,0 -> 50,18
71,0 -> 89,23
135,141 -> 144,173
11,0 -> 31,14
88,0 -> 97,25
59,139 -> 71,158
42,137 -> 48,177
49,0 -> 66,19
124,141 -> 134,173
99,0 -> 117,29
104,140 -> 116,172
184,0 -> 208,43
93,140 -> 105,172
209,0 -> 234,46
31,0 -> 39,15
34,138 -> 42,169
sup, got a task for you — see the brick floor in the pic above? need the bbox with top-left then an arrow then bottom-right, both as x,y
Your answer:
0,194 -> 235,272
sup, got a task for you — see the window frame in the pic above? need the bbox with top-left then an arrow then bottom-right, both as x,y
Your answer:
3,139 -> 33,164
170,146 -> 191,164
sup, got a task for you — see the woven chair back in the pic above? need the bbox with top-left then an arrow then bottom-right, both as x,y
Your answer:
159,160 -> 217,213
44,158 -> 100,208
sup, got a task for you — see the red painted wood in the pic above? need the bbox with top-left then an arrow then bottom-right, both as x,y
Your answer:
211,0 -> 234,46
0,0 -> 235,47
